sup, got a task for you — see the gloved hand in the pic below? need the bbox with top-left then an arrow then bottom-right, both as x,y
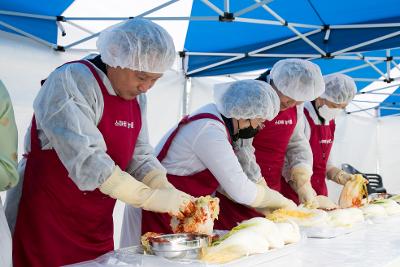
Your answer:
142,169 -> 174,189
288,166 -> 316,205
251,182 -> 297,212
100,166 -> 194,217
314,195 -> 338,210
327,167 -> 354,185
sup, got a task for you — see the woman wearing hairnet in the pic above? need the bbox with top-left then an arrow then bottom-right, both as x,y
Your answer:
280,73 -> 359,207
0,80 -> 18,267
215,59 -> 327,230
7,18 -> 193,267
121,79 -> 296,238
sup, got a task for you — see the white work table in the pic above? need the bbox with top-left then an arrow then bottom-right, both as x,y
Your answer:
264,219 -> 400,267
67,218 -> 400,267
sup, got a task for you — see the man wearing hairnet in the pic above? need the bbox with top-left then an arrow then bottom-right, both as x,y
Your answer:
121,79 -> 296,240
281,73 -> 359,208
216,59 -> 326,229
0,80 -> 18,267
7,18 -> 193,267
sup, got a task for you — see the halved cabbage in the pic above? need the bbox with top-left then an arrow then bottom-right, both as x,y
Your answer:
339,174 -> 368,208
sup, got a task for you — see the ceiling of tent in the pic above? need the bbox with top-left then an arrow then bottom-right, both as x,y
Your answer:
183,0 -> 400,116
0,0 -> 73,44
184,0 -> 400,76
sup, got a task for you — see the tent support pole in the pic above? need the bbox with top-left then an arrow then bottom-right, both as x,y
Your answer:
234,0 -> 273,17
187,55 -> 245,76
201,0 -> 224,15
356,53 -> 387,78
337,60 -> 383,74
0,10 -> 55,20
386,49 -> 391,81
255,0 -> 326,56
138,0 -> 180,17
391,60 -> 400,72
331,30 -> 400,56
182,77 -> 191,116
181,51 -> 191,116
0,20 -> 56,49
65,21 -> 94,34
249,29 -> 322,55
224,0 -> 230,13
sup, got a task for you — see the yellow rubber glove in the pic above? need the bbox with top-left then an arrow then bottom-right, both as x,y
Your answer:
100,166 -> 194,217
142,169 -> 174,189
288,167 -> 317,206
252,177 -> 297,213
327,167 -> 354,185
314,195 -> 338,210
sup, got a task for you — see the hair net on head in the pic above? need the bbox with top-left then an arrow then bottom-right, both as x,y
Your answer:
96,18 -> 176,73
321,73 -> 357,104
271,58 -> 325,101
214,79 -> 280,120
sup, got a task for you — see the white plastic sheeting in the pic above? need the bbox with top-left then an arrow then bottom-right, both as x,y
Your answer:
65,218 -> 400,267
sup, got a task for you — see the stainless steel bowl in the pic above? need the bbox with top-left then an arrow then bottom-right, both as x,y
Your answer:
149,233 -> 210,260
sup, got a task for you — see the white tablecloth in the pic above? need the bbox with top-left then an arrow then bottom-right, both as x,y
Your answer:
67,218 -> 400,267
262,218 -> 400,267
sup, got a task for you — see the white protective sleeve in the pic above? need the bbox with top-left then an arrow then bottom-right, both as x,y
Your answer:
232,138 -> 262,183
282,104 -> 313,182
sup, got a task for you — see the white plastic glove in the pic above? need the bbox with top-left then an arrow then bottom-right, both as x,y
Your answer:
100,166 -> 194,218
314,195 -> 338,210
252,177 -> 297,213
327,167 -> 354,185
142,169 -> 174,189
289,167 -> 317,205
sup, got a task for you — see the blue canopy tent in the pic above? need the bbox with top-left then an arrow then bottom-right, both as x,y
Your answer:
183,0 -> 400,116
0,0 -> 73,47
1,0 -> 400,115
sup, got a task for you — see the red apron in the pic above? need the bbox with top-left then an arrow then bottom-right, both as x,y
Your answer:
13,60 -> 142,267
215,107 -> 298,230
141,113 -> 231,234
281,108 -> 335,203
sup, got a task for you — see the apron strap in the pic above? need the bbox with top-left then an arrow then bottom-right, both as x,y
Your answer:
157,113 -> 231,162
29,116 -> 41,153
304,108 -> 315,127
66,60 -> 109,96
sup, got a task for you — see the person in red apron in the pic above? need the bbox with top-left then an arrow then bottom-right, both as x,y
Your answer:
9,18 -> 193,267
216,59 -> 326,230
120,79 -> 296,238
281,74 -> 360,207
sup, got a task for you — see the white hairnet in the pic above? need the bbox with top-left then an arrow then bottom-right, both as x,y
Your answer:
321,73 -> 357,104
214,79 -> 280,120
96,18 -> 175,73
271,59 -> 325,101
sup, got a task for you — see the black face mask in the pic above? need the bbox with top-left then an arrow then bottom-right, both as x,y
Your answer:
232,120 -> 260,141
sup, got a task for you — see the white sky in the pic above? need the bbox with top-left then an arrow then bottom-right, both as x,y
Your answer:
60,0 -> 193,51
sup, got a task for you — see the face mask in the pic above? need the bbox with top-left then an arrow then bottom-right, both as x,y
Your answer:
318,105 -> 342,121
232,120 -> 260,141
